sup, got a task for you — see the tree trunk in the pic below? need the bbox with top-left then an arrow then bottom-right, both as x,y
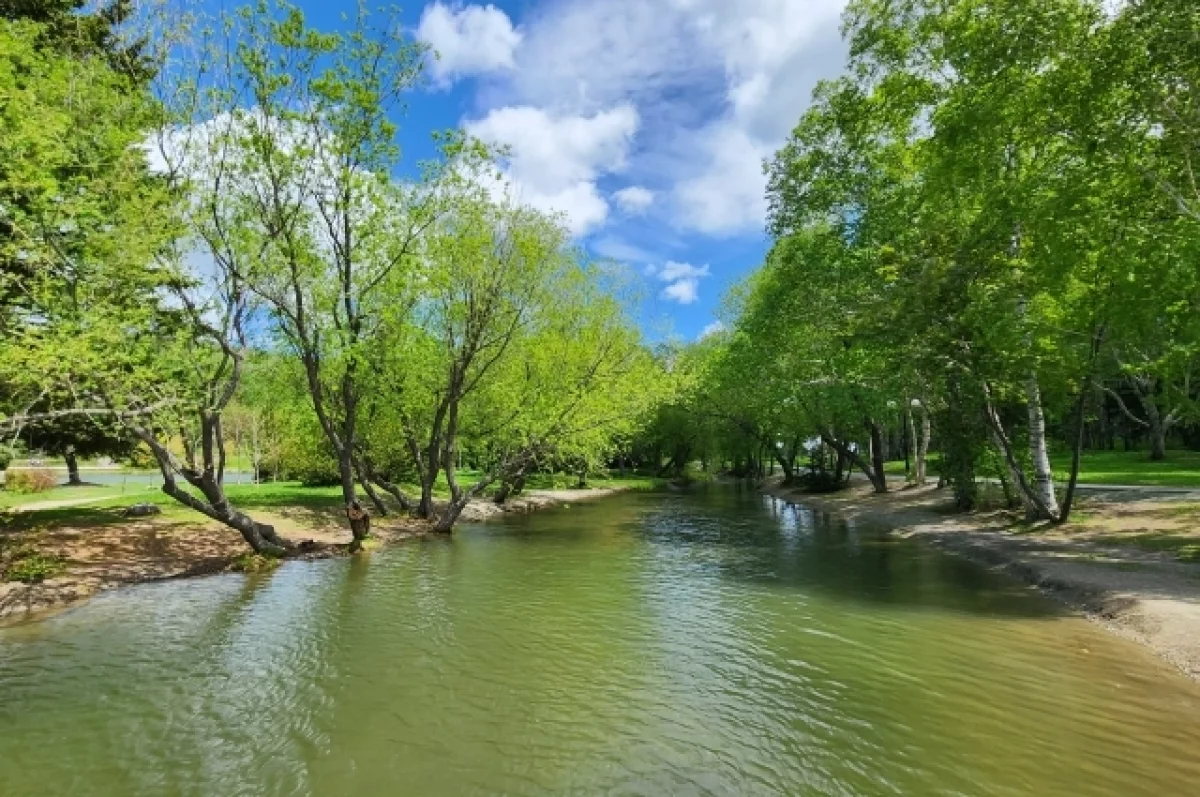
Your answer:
1131,379 -> 1168,461
867,419 -> 888,494
1025,372 -> 1061,517
823,432 -> 886,494
338,450 -> 370,552
989,426 -> 1036,515
418,476 -> 435,519
1058,384 -> 1091,524
65,446 -> 81,486
134,424 -> 294,557
371,476 -> 414,513
914,410 -> 931,486
983,386 -> 1054,521
1145,402 -> 1167,461
771,445 -> 796,485
360,477 -> 389,517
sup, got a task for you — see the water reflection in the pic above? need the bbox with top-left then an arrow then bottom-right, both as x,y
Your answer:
1,488 -> 1198,796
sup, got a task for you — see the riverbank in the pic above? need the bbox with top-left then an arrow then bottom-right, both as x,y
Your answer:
766,480 -> 1200,681
0,485 -> 636,624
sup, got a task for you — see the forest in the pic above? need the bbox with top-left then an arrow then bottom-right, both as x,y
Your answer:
2,0 -> 1199,556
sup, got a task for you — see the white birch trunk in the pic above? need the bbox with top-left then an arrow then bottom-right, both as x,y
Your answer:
1025,372 -> 1060,517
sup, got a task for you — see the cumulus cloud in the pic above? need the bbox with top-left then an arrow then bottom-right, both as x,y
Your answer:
613,186 -> 655,215
464,104 -> 639,236
699,320 -> 727,339
417,2 -> 523,86
471,0 -> 847,237
673,123 -> 771,236
647,260 -> 710,305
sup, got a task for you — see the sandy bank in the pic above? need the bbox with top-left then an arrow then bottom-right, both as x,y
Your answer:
766,480 -> 1200,681
0,486 -> 631,625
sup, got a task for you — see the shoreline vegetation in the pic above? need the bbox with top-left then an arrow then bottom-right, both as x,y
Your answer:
765,479 -> 1200,682
0,478 -> 659,625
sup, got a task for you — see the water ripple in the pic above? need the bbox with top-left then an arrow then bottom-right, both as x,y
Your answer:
2,489 -> 1200,795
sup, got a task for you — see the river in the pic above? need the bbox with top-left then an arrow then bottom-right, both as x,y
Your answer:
3,487 -> 1200,795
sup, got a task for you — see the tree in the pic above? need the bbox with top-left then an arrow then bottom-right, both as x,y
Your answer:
155,0 -> 444,551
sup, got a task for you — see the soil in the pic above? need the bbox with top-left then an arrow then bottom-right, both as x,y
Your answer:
0,487 -> 630,625
766,479 -> 1200,682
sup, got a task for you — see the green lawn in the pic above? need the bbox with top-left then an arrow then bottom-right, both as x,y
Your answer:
1,471 -> 664,534
882,449 -> 1200,488
1048,449 -> 1200,488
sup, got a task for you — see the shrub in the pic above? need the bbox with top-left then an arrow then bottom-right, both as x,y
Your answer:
4,552 -> 67,583
230,552 -> 282,573
4,468 -> 58,494
0,448 -> 11,472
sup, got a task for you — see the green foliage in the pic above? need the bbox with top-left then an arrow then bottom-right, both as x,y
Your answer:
0,448 -> 10,471
937,375 -> 987,511
229,552 -> 282,574
2,546 -> 66,583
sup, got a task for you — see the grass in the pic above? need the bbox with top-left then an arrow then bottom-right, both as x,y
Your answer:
881,449 -> 1200,488
1048,449 -> 1200,488
0,470 -> 661,535
883,456 -> 942,476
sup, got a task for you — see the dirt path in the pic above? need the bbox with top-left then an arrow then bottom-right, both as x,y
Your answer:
0,487 -> 631,625
766,481 -> 1200,681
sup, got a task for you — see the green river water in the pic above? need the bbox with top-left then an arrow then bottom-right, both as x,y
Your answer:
3,488 -> 1200,795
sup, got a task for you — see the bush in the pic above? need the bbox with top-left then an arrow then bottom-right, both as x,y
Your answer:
0,448 -> 11,472
3,468 -> 58,494
230,552 -> 282,573
3,551 -> 67,583
277,432 -> 341,486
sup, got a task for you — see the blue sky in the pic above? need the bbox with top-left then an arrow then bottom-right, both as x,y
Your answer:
296,0 -> 849,340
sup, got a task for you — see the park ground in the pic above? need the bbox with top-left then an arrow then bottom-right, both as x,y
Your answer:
0,472 -> 664,623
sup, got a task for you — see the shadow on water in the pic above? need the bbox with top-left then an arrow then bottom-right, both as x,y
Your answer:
689,485 -> 1059,618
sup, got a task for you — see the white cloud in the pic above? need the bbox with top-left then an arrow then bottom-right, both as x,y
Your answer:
592,236 -> 655,264
655,261 -> 709,282
613,186 -> 655,215
647,260 -> 710,305
464,104 -> 639,236
662,280 -> 701,304
473,0 -> 847,237
699,320 -> 726,339
417,3 -> 523,87
673,123 -> 771,236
